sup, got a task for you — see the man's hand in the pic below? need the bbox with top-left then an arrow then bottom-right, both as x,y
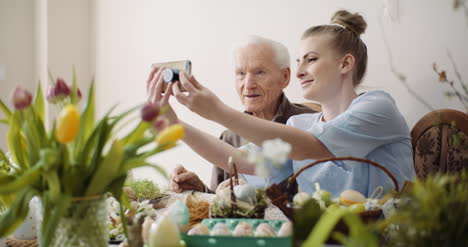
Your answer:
170,165 -> 206,193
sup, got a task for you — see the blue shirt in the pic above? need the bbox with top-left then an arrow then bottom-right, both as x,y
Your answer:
286,91 -> 415,198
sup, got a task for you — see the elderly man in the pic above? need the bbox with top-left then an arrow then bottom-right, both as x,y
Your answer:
169,36 -> 319,193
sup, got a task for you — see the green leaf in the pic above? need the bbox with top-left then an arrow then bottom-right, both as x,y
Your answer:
7,112 -> 29,169
0,173 -> 15,185
30,107 -> 48,147
72,81 -> 95,160
332,213 -> 378,247
0,165 -> 41,194
109,104 -> 142,129
33,82 -> 45,124
0,98 -> 11,120
293,199 -> 323,245
119,194 -> 130,241
0,119 -> 8,125
121,122 -> 151,146
40,194 -> 71,247
122,136 -> 153,160
108,175 -> 127,201
85,140 -> 124,196
48,69 -> 55,85
44,170 -> 61,202
76,104 -> 118,166
0,188 -> 36,238
78,81 -> 95,146
302,207 -> 349,247
0,149 -> 12,170
70,66 -> 79,104
122,161 -> 167,178
22,120 -> 40,166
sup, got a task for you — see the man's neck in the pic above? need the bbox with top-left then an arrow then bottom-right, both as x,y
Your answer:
251,97 -> 282,120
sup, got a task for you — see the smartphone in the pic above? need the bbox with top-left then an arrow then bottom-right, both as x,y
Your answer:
152,60 -> 191,92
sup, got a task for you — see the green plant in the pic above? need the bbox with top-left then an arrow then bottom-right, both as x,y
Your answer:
377,170 -> 468,246
0,71 -> 184,246
125,179 -> 165,200
293,199 -> 378,247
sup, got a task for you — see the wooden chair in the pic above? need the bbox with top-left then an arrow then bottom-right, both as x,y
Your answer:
411,109 -> 468,179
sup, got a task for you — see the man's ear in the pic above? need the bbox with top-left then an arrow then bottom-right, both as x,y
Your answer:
340,54 -> 355,74
281,67 -> 291,88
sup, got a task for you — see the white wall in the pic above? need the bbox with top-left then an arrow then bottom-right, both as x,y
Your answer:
0,0 -> 92,152
0,0 -> 36,151
93,0 -> 468,187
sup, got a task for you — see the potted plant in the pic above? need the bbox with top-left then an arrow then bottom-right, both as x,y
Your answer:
0,71 -> 184,247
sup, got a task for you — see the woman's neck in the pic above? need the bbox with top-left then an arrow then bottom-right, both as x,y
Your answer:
320,85 -> 358,122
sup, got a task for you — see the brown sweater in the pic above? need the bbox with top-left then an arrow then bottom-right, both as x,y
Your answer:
210,94 -> 318,191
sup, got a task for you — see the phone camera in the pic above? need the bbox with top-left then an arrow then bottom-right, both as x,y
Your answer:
162,68 -> 180,83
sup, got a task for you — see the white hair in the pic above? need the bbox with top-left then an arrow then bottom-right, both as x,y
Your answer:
232,35 -> 290,69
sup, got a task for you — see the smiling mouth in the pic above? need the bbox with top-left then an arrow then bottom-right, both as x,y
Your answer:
301,80 -> 314,86
244,94 -> 261,98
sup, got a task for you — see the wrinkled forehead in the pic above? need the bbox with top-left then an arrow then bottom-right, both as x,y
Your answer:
234,44 -> 277,69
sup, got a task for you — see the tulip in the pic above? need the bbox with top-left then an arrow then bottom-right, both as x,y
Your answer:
141,103 -> 160,122
46,85 -> 59,104
155,124 -> 184,150
151,116 -> 169,133
55,78 -> 71,98
56,104 -> 80,144
12,87 -> 32,110
77,88 -> 82,101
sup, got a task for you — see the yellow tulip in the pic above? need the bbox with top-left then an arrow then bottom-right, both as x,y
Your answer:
56,104 -> 80,144
155,124 -> 185,150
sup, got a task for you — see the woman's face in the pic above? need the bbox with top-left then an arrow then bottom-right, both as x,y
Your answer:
296,35 -> 344,102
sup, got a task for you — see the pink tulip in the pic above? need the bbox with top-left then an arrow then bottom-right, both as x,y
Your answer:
46,85 -> 59,104
55,78 -> 71,98
152,116 -> 169,133
12,87 -> 32,110
141,103 -> 160,122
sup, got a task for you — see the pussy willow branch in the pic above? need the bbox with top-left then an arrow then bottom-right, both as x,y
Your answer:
378,16 -> 435,111
447,50 -> 468,96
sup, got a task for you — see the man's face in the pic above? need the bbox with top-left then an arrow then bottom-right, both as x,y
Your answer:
234,44 -> 289,115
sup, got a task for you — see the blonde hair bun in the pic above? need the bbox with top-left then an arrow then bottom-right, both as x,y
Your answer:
331,10 -> 367,36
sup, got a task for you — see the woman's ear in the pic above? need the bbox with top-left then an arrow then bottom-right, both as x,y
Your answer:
281,67 -> 291,88
340,54 -> 355,74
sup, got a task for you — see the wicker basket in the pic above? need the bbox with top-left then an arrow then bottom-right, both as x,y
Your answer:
266,156 -> 400,221
5,237 -> 38,247
210,158 -> 266,219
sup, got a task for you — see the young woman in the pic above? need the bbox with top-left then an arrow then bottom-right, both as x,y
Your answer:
148,10 -> 415,197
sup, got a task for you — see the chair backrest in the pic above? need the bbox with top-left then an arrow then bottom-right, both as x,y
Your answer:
411,109 -> 468,179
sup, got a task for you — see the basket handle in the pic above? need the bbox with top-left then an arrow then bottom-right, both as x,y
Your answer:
287,156 -> 400,192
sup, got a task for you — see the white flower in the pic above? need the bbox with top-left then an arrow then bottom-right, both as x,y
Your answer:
262,138 -> 291,167
106,197 -> 120,214
246,149 -> 265,167
255,162 -> 270,178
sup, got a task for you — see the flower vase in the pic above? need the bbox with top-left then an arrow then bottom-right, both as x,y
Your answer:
37,196 -> 109,247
